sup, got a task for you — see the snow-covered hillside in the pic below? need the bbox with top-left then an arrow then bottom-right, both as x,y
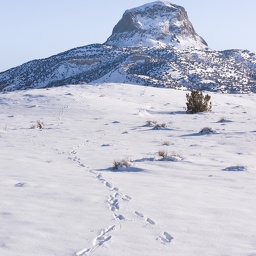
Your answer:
1,83 -> 255,256
0,44 -> 256,93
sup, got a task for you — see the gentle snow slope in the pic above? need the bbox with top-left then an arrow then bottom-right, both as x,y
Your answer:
0,83 -> 255,256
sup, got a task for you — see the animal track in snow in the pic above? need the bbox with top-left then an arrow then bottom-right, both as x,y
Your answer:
93,225 -> 115,247
76,248 -> 90,256
134,211 -> 155,225
94,171 -> 132,221
158,232 -> 174,244
107,194 -> 120,212
116,214 -> 125,220
76,225 -> 115,256
122,195 -> 132,201
93,232 -> 112,247
96,174 -> 105,183
69,156 -> 80,162
135,211 -> 144,218
146,218 -> 155,225
78,162 -> 86,167
104,181 -> 113,189
134,210 -> 174,245
15,182 -> 26,187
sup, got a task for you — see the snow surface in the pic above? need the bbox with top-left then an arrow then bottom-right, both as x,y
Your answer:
1,83 -> 256,256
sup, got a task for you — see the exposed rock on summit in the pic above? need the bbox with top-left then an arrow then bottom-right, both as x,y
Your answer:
105,1 -> 208,49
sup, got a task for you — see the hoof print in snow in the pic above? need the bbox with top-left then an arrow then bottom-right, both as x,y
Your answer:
222,166 -> 247,172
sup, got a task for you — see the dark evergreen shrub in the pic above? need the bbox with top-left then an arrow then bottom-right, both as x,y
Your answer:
186,90 -> 212,114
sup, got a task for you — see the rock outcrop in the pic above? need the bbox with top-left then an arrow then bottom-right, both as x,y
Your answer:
105,1 -> 208,49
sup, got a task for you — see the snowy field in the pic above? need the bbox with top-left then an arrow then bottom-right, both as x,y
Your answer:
0,83 -> 255,256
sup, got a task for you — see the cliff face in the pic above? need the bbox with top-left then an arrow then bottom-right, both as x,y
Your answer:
105,1 -> 208,49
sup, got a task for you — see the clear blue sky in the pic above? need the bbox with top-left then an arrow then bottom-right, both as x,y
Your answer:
1,0 -> 256,72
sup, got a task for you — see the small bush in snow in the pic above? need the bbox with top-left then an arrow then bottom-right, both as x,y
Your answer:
157,150 -> 183,161
153,123 -> 168,130
31,120 -> 44,129
145,121 -> 168,130
37,120 -> 44,129
158,149 -> 168,158
218,117 -> 227,123
145,120 -> 157,126
113,159 -> 132,170
186,90 -> 212,114
199,127 -> 214,134
162,141 -> 171,146
218,117 -> 232,123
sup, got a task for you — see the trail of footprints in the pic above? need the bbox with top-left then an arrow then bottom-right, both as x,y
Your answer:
135,211 -> 155,225
66,145 -> 174,255
134,211 -> 173,244
53,101 -> 173,254
75,225 -> 115,256
96,173 -> 131,221
158,232 -> 174,244
56,104 -> 69,125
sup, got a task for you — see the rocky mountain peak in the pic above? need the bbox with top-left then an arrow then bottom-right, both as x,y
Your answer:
105,1 -> 208,49
1,1 -> 255,93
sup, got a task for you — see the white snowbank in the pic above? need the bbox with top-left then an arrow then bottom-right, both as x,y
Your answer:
1,83 -> 255,256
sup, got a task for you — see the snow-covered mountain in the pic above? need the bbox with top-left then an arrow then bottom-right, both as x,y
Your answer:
0,1 -> 256,93
105,1 -> 208,48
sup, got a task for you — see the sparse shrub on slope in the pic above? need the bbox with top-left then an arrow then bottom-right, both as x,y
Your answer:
199,127 -> 214,134
162,141 -> 171,146
157,150 -> 183,161
113,159 -> 133,170
153,123 -> 168,130
186,90 -> 212,114
158,149 -> 168,158
31,120 -> 44,129
145,120 -> 157,126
